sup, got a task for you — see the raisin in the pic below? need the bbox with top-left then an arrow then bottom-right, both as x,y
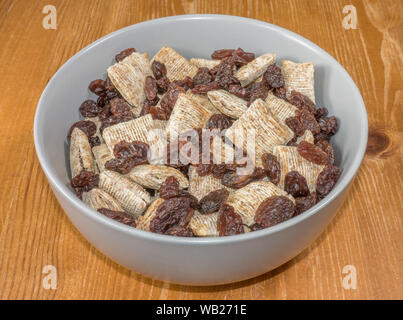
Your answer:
150,197 -> 194,234
79,100 -> 102,118
110,98 -> 130,115
284,171 -> 310,197
215,58 -> 238,90
173,76 -> 194,91
211,49 -> 235,60
113,140 -> 149,159
207,114 -> 233,131
217,204 -> 244,236
67,120 -> 96,140
263,64 -> 284,88
316,165 -> 341,199
89,136 -> 101,148
296,109 -> 321,135
249,223 -> 264,231
160,83 -> 186,116
262,153 -> 281,185
285,116 -> 305,137
315,107 -> 328,120
254,196 -> 295,228
274,86 -> 287,100
145,76 -> 158,102
105,89 -> 120,101
297,141 -> 329,165
100,111 -> 136,132
89,79 -> 106,96
221,168 -> 266,189
178,190 -> 199,210
140,101 -> 166,119
105,141 -> 149,174
165,226 -> 194,237
151,60 -> 167,80
248,81 -> 268,104
104,157 -> 137,174
191,81 -> 220,94
198,189 -> 229,214
193,67 -> 214,86
228,84 -> 250,100
97,95 -> 107,108
160,176 -> 180,200
196,163 -> 214,176
318,116 -> 338,136
289,90 -> 316,113
316,140 -> 335,165
231,48 -> 255,66
115,48 -> 136,62
314,132 -> 331,144
148,105 -> 168,120
156,76 -> 170,94
98,208 -> 137,227
211,164 -> 230,179
105,77 -> 116,92
71,170 -> 98,192
295,193 -> 317,216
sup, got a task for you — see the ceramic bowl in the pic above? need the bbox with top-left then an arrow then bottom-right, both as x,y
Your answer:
34,14 -> 368,285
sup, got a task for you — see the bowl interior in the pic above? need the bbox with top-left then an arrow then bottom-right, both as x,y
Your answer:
34,15 -> 367,238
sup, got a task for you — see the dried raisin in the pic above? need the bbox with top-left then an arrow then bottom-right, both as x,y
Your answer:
295,193 -> 316,216
198,189 -> 229,214
221,168 -> 266,189
316,140 -> 335,165
115,48 -> 136,62
79,100 -> 102,118
191,81 -> 220,94
262,153 -> 281,185
297,141 -> 329,165
296,109 -> 321,135
316,165 -> 341,199
254,196 -> 295,228
217,204 -> 244,236
98,208 -> 137,228
145,76 -> 158,102
248,81 -> 268,104
285,116 -> 305,137
89,136 -> 101,148
263,64 -> 284,88
284,171 -> 310,197
150,197 -> 194,234
211,49 -> 235,60
151,60 -> 167,80
160,176 -> 180,200
228,84 -> 250,100
89,79 -> 106,96
193,67 -> 214,86
207,114 -> 233,131
165,226 -> 194,237
71,170 -> 99,192
110,98 -> 130,115
289,90 -> 316,113
67,120 -> 96,140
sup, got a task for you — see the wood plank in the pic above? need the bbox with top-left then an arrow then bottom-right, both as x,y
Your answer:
0,0 -> 401,299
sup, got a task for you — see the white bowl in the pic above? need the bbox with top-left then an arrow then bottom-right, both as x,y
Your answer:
34,14 -> 368,285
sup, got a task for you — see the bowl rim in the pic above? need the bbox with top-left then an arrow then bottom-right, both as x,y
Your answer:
34,14 -> 368,245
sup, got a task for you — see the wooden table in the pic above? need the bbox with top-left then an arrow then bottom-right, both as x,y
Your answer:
0,0 -> 401,300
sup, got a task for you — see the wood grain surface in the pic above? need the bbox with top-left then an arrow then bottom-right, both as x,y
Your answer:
0,0 -> 402,300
